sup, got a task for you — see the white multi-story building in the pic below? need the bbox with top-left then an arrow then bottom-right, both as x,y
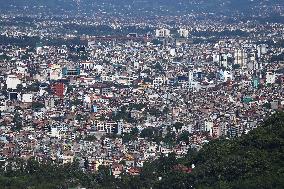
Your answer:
155,28 -> 170,37
6,75 -> 22,89
266,72 -> 276,84
178,28 -> 189,38
22,94 -> 33,103
234,49 -> 248,67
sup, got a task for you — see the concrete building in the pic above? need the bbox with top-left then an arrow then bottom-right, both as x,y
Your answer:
178,28 -> 189,38
155,28 -> 170,38
6,75 -> 22,90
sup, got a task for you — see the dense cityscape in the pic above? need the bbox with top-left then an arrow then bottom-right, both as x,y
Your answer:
0,0 -> 283,188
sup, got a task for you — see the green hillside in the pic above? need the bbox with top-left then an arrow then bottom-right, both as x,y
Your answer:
136,112 -> 284,189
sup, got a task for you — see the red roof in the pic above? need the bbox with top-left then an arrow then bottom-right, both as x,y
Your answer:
173,164 -> 192,173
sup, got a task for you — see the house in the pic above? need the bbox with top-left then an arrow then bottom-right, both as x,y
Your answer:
112,163 -> 124,178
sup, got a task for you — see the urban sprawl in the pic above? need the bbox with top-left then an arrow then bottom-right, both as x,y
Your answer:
0,9 -> 284,177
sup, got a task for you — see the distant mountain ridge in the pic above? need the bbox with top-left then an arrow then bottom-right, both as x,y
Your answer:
0,0 -> 283,16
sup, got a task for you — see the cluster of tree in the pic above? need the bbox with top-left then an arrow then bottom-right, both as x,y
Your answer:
191,29 -> 249,38
0,159 -> 99,189
12,112 -> 22,131
111,106 -> 135,123
84,135 -> 97,142
31,102 -> 45,111
121,122 -> 191,145
111,103 -> 150,123
0,54 -> 11,61
62,24 -> 153,36
0,35 -> 40,48
256,15 -> 284,24
1,112 -> 283,188
122,127 -> 139,143
0,35 -> 86,48
271,53 -> 284,62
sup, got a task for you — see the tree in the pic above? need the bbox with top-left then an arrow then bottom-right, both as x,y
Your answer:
84,135 -> 97,141
177,131 -> 190,144
96,165 -> 115,187
154,62 -> 164,72
131,127 -> 139,136
263,102 -> 271,109
12,112 -> 22,131
122,127 -> 139,143
31,102 -> 45,110
173,122 -> 184,131
161,153 -> 177,172
140,127 -> 154,139
147,107 -> 162,117
129,103 -> 145,111
16,84 -> 23,92
163,132 -> 176,146
25,158 -> 40,174
27,82 -> 40,92
163,106 -> 170,114
75,114 -> 84,122
232,64 -> 240,70
72,98 -> 82,106
66,85 -> 74,94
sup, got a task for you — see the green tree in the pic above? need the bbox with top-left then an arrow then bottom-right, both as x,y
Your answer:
31,102 -> 45,110
96,165 -> 115,187
12,112 -> 22,131
140,127 -> 154,139
232,64 -> 240,70
177,131 -> 190,144
122,127 -> 139,143
173,122 -> 184,131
